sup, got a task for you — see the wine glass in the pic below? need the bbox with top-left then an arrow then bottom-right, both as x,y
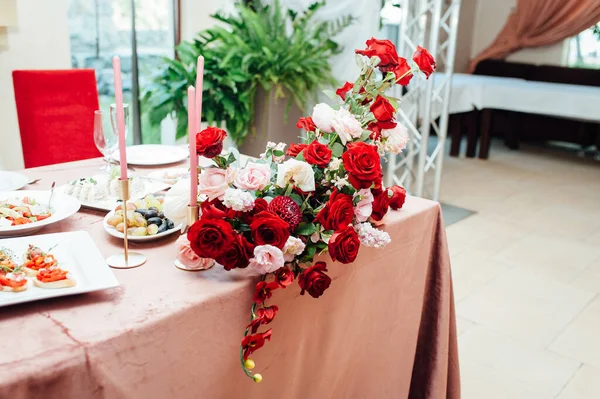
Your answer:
109,103 -> 130,169
94,110 -> 119,173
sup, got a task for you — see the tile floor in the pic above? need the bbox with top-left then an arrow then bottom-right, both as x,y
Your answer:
440,141 -> 600,399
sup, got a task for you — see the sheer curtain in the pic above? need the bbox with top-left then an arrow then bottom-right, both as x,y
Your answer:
469,0 -> 600,72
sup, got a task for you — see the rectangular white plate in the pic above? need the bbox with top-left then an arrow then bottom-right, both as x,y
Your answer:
56,179 -> 169,212
0,231 -> 119,307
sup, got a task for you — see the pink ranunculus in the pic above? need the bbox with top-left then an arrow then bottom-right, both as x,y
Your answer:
353,188 -> 374,222
234,162 -> 271,191
248,244 -> 285,275
198,167 -> 236,201
331,108 -> 363,145
175,235 -> 215,270
311,103 -> 336,133
382,123 -> 409,154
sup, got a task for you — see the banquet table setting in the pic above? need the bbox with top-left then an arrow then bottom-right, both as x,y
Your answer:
0,38 -> 460,399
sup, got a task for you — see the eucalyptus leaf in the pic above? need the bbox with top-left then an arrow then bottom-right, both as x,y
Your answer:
331,142 -> 344,158
295,222 -> 317,236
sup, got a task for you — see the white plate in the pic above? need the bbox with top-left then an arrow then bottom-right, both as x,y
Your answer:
147,167 -> 190,185
0,191 -> 81,237
112,145 -> 189,166
0,231 -> 119,307
102,210 -> 182,242
57,176 -> 170,212
0,171 -> 29,191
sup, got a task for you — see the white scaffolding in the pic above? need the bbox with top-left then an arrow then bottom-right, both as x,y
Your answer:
385,0 -> 462,201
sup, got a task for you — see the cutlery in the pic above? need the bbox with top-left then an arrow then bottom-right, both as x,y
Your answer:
28,178 -> 42,185
47,182 -> 56,212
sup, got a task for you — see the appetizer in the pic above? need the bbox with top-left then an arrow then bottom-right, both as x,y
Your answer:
0,197 -> 51,227
33,266 -> 76,289
106,195 -> 175,237
0,249 -> 28,292
22,244 -> 58,276
65,176 -> 145,203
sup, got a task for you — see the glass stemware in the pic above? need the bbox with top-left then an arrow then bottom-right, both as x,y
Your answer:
94,110 -> 119,173
110,103 -> 130,169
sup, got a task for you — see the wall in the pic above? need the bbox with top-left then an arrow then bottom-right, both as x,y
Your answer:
454,0 -> 568,72
0,0 -> 71,170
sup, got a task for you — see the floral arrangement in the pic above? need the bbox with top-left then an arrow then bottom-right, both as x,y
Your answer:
166,38 -> 435,382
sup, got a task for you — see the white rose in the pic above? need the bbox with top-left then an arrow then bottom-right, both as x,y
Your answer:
222,188 -> 255,212
331,108 -> 363,145
282,236 -> 306,262
312,103 -> 335,133
382,124 -> 409,154
276,159 -> 315,192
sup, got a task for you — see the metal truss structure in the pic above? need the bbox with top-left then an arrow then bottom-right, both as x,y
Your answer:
385,0 -> 461,201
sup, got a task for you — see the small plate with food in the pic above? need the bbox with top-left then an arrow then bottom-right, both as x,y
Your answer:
0,231 -> 119,307
0,171 -> 29,191
0,191 -> 81,237
103,194 -> 182,242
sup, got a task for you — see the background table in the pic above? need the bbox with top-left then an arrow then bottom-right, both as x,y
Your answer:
0,158 -> 460,399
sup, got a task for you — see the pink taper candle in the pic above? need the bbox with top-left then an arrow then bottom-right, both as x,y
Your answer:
188,86 -> 198,207
112,56 -> 128,180
195,56 -> 204,133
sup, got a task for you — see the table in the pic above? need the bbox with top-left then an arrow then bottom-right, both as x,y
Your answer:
442,74 -> 600,159
0,158 -> 460,399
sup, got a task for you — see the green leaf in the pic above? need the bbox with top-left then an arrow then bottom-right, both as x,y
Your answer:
295,222 -> 317,236
331,142 -> 344,158
290,193 -> 303,206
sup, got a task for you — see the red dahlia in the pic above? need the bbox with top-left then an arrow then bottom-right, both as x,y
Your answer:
267,196 -> 302,231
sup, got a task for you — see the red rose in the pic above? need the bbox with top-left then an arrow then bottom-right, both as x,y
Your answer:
335,81 -> 354,100
201,198 -> 239,219
250,211 -> 290,249
370,188 -> 391,222
355,38 -> 400,72
391,57 -> 413,86
287,143 -> 308,157
253,281 -> 280,304
303,140 -> 332,167
367,121 -> 387,140
412,46 -> 436,78
240,198 -> 269,224
215,234 -> 254,270
247,305 -> 278,333
275,266 -> 294,288
241,329 -> 272,360
298,262 -> 331,298
370,95 -> 396,128
296,117 -> 317,132
196,126 -> 227,158
187,218 -> 234,259
328,225 -> 360,264
341,142 -> 383,190
315,189 -> 354,231
389,185 -> 407,210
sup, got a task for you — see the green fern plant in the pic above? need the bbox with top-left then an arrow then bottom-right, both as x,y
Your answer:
143,0 -> 353,145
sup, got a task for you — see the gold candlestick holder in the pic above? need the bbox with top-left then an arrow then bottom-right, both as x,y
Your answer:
106,179 -> 147,269
175,205 -> 204,271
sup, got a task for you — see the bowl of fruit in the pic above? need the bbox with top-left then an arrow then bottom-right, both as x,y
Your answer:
103,195 -> 182,242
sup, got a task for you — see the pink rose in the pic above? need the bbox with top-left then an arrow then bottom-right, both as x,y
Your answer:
175,235 -> 215,270
382,124 -> 409,154
198,167 -> 236,201
353,188 -> 374,222
249,244 -> 285,275
234,162 -> 271,191
331,108 -> 363,145
311,103 -> 335,133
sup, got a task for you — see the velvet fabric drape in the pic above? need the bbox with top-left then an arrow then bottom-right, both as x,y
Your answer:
469,0 -> 600,72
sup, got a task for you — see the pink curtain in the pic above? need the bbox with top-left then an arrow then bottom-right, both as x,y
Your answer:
469,0 -> 600,72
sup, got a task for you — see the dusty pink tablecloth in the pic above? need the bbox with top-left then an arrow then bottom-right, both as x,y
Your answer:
0,159 -> 460,399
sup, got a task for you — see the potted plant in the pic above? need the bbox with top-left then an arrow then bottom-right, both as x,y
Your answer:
143,0 -> 352,156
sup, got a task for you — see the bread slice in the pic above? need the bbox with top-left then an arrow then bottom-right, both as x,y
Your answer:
1,283 -> 28,292
23,266 -> 39,277
33,278 -> 76,289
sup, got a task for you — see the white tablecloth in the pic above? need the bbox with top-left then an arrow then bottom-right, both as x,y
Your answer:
415,73 -> 600,122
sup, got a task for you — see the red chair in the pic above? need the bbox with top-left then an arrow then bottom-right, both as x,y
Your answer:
12,69 -> 102,168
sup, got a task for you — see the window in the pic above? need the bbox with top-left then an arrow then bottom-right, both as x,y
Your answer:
567,24 -> 600,69
68,0 -> 177,144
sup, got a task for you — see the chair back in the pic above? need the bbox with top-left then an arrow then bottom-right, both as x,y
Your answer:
12,69 -> 102,168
